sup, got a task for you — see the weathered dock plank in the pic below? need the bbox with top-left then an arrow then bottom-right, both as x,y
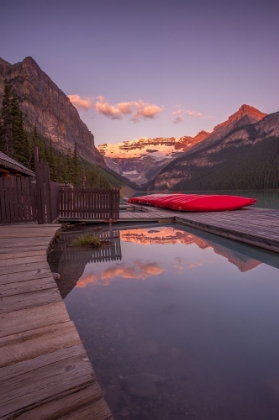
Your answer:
0,224 -> 112,420
0,261 -> 50,276
0,249 -> 46,259
0,346 -> 94,418
0,287 -> 61,314
0,239 -> 51,247
0,321 -> 80,368
0,276 -> 55,296
0,255 -> 47,267
17,383 -> 112,420
0,268 -> 52,285
0,301 -> 69,338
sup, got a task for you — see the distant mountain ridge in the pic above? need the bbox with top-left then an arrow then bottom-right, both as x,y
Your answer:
99,104 -> 274,189
0,56 -> 104,166
213,104 -> 266,133
149,105 -> 279,191
98,130 -> 210,185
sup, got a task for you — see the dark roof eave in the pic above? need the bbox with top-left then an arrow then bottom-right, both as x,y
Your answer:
0,152 -> 35,177
0,159 -> 35,177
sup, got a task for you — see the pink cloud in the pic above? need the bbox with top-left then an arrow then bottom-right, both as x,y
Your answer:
132,101 -> 162,122
172,109 -> 183,124
95,97 -> 162,121
186,110 -> 200,117
68,94 -> 93,110
95,98 -> 123,119
186,110 -> 214,120
188,261 -> 204,269
117,102 -> 134,114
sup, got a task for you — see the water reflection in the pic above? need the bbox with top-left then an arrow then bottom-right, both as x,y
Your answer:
49,224 -> 279,298
78,261 -> 164,287
183,225 -> 279,271
120,226 -> 262,272
50,224 -> 279,420
48,229 -> 122,297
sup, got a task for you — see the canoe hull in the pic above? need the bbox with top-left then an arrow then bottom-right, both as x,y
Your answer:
128,194 -> 257,211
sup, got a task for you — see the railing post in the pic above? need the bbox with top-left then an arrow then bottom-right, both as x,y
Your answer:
34,146 -> 53,224
34,146 -> 43,224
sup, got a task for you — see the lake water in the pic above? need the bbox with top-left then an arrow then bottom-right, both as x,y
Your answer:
49,221 -> 279,420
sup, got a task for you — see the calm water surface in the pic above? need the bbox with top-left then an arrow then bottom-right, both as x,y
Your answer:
50,223 -> 279,420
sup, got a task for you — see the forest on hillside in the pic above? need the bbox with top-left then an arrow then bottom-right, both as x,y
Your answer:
0,82 -> 116,189
155,136 -> 279,191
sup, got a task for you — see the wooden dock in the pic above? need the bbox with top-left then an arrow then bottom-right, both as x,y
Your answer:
0,224 -> 113,420
118,205 -> 279,254
1,207 -> 278,418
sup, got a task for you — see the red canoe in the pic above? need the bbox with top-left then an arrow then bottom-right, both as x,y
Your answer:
128,194 -> 256,211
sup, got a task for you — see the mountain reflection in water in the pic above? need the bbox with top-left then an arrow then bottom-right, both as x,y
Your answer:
49,223 -> 279,420
121,226 -> 261,272
49,223 -> 279,298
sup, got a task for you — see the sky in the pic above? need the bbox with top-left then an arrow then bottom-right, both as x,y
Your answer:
1,0 -> 279,146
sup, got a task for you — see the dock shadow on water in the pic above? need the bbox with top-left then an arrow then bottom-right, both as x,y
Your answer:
48,223 -> 279,420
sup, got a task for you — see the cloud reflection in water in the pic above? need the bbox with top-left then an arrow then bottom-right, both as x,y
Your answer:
75,225 -> 265,289
77,260 -> 163,287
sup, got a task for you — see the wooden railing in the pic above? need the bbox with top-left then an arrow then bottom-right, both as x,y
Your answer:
0,179 -> 120,224
59,187 -> 120,220
0,148 -> 120,224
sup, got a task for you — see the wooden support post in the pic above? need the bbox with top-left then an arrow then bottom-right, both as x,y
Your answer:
34,146 -> 42,224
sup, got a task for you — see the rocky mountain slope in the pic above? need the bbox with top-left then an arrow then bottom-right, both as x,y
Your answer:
148,105 -> 279,191
98,131 -> 209,186
0,56 -> 104,166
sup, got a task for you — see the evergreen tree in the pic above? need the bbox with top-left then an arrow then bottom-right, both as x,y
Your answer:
65,148 -> 74,184
0,82 -> 13,155
30,125 -> 41,171
72,142 -> 81,186
10,96 -> 30,166
100,174 -> 111,189
80,163 -> 86,188
47,140 -> 58,180
0,117 -> 2,150
0,82 -> 113,189
55,152 -> 64,183
32,125 -> 40,147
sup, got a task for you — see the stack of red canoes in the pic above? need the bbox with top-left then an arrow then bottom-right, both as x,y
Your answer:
128,193 -> 257,212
